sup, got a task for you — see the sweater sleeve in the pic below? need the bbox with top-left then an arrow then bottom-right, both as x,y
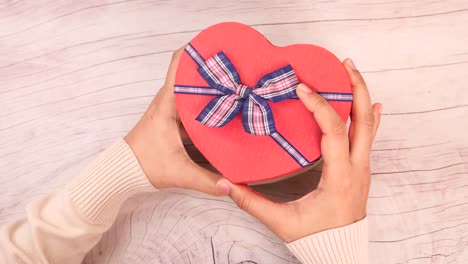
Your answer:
286,217 -> 368,264
0,139 -> 156,264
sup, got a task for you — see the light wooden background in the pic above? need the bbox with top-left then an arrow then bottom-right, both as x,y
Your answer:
1,0 -> 467,263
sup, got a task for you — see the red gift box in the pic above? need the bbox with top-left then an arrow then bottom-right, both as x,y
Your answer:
175,22 -> 352,184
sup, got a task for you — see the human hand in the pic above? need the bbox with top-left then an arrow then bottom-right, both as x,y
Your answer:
215,59 -> 382,242
125,47 -> 223,195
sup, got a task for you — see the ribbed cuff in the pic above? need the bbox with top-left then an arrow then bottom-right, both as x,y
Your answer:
286,217 -> 368,264
66,139 -> 156,226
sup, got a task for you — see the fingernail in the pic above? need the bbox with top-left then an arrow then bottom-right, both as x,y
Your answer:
298,84 -> 312,94
217,181 -> 231,195
347,59 -> 357,70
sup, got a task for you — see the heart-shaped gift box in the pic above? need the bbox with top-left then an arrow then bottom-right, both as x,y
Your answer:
175,22 -> 352,184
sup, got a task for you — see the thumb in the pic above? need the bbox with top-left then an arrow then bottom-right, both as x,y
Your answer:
216,179 -> 287,228
164,46 -> 186,87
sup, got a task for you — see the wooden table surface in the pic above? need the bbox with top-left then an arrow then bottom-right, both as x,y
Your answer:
1,1 -> 467,263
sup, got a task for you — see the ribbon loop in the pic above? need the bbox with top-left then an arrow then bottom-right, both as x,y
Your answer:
196,94 -> 243,128
242,94 -> 276,136
253,65 -> 299,102
198,51 -> 241,92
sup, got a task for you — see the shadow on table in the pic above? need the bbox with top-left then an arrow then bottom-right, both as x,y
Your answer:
185,141 -> 322,203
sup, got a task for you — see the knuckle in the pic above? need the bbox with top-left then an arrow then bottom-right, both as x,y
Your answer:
361,164 -> 371,175
238,196 -> 251,212
360,177 -> 371,192
355,80 -> 367,89
309,95 -> 328,112
353,75 -> 368,89
333,121 -> 347,137
315,96 -> 329,109
364,111 -> 375,128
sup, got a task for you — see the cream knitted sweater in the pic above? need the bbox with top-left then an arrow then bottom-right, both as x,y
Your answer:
0,139 -> 368,263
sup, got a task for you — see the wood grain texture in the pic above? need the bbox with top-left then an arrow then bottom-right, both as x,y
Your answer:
1,0 -> 467,263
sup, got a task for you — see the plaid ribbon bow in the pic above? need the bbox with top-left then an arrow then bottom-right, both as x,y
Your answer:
174,44 -> 352,167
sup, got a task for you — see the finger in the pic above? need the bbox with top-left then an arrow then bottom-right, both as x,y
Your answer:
343,59 -> 374,163
372,103 -> 383,138
150,46 -> 186,122
164,46 -> 186,87
217,179 -> 288,230
358,103 -> 382,187
296,84 -> 349,162
153,46 -> 186,124
177,159 -> 224,196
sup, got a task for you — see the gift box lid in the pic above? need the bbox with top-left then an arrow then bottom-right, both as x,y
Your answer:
174,22 -> 352,184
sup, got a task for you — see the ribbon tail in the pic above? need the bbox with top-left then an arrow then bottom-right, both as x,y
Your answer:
254,65 -> 299,102
174,85 -> 225,96
196,94 -> 243,127
290,91 -> 353,102
270,131 -> 313,167
194,49 -> 241,93
242,95 -> 276,136
243,95 -> 312,167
